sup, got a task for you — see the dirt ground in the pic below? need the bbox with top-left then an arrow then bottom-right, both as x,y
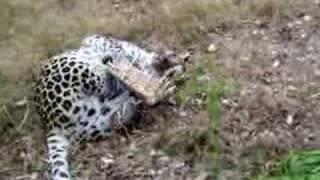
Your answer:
0,0 -> 319,180
212,3 -> 320,178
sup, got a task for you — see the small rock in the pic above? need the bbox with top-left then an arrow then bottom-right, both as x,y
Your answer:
273,88 -> 279,93
240,131 -> 250,138
303,15 -> 312,22
307,46 -> 314,52
240,56 -> 250,61
134,167 -> 145,176
174,162 -> 185,169
149,169 -> 156,176
307,134 -> 315,141
157,150 -> 165,156
287,22 -> 295,28
113,0 -> 120,9
225,36 -> 233,41
301,32 -> 307,39
127,152 -> 134,159
288,85 -> 297,91
272,60 -> 280,68
287,77 -> 294,82
15,97 -> 28,106
315,70 -> 320,76
120,137 -> 126,143
207,43 -> 217,53
157,169 -> 164,175
255,20 -> 262,26
127,143 -> 137,159
195,173 -> 209,180
31,172 -> 38,180
295,20 -> 303,25
261,130 -> 274,137
222,99 -> 230,105
129,142 -> 137,151
252,29 -> 259,35
179,111 -> 188,117
286,114 -> 294,125
101,157 -> 114,168
159,156 -> 170,164
20,152 -> 26,158
271,50 -> 278,57
114,4 -> 120,9
150,149 -> 157,157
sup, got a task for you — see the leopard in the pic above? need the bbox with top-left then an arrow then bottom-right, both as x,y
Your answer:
33,34 -> 177,180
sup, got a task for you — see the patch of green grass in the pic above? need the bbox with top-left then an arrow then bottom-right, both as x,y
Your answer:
0,70 -> 9,86
257,150 -> 320,180
177,53 -> 215,104
156,53 -> 239,161
177,52 -> 239,127
174,53 -> 239,177
207,79 -> 238,130
70,162 -> 83,178
205,79 -> 239,178
31,160 -> 48,172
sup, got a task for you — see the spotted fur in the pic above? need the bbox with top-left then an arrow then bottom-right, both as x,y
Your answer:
33,35 -> 162,180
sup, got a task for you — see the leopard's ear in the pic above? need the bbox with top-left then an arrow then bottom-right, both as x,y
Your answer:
102,56 -> 113,65
81,34 -> 106,46
102,33 -> 113,37
152,51 -> 176,72
102,33 -> 126,42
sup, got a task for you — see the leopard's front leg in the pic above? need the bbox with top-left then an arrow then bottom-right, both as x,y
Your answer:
104,60 -> 180,106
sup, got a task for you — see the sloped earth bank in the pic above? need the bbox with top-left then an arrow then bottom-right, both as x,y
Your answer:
212,5 -> 320,179
1,1 -> 320,180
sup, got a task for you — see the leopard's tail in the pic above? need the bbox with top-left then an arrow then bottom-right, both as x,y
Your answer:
47,129 -> 72,180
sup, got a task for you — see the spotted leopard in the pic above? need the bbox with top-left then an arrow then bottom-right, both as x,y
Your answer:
33,34 -> 174,180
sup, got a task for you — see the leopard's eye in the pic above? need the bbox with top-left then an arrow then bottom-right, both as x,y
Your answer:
102,56 -> 113,65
